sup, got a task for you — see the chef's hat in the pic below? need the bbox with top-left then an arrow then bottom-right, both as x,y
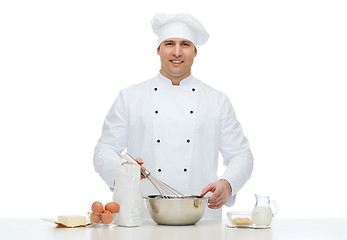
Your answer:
151,12 -> 209,47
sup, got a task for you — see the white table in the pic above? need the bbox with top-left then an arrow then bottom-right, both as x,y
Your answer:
0,218 -> 346,240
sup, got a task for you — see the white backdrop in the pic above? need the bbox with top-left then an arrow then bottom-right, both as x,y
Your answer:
1,0 -> 346,219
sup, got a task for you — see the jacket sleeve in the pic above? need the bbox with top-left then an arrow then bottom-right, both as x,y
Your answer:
93,90 -> 128,189
219,93 -> 253,206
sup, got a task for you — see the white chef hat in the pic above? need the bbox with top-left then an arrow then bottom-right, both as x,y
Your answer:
151,12 -> 209,47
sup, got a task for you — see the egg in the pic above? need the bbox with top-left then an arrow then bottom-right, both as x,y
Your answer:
101,210 -> 113,224
90,213 -> 101,223
91,201 -> 104,213
105,202 -> 120,213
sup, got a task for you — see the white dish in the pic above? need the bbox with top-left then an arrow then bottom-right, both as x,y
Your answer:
226,223 -> 271,229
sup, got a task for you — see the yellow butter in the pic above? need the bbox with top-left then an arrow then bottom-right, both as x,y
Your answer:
58,215 -> 86,227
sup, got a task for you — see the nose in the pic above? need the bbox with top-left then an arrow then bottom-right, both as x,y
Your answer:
173,45 -> 182,58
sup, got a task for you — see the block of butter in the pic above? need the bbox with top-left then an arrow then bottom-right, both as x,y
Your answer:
57,215 -> 87,227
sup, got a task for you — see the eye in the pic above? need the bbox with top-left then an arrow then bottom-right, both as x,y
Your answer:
165,42 -> 173,46
182,42 -> 190,47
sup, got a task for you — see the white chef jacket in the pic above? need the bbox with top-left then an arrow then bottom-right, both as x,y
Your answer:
93,73 -> 253,218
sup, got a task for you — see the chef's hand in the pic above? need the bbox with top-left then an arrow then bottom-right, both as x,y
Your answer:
200,179 -> 232,209
121,157 -> 146,180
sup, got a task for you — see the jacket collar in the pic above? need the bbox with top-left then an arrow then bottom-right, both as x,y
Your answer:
157,72 -> 195,86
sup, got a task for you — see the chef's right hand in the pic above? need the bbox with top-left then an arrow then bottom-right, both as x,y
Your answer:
136,157 -> 147,180
121,157 -> 146,180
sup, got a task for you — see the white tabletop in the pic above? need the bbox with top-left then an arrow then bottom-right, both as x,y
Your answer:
0,218 -> 346,240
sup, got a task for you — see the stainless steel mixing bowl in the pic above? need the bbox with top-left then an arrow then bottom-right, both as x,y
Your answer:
144,195 -> 208,225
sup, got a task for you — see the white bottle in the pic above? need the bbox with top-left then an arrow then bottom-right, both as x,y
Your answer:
113,164 -> 141,227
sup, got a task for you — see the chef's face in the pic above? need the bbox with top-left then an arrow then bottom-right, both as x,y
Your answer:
157,38 -> 197,84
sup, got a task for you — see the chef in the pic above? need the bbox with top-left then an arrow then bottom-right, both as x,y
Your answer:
93,12 -> 253,218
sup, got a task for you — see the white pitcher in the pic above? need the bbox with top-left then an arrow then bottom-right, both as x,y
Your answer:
251,194 -> 278,226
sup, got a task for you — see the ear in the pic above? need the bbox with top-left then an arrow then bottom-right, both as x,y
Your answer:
194,47 -> 197,57
157,46 -> 160,55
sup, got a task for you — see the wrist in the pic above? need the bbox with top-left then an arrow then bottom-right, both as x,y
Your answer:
219,179 -> 232,194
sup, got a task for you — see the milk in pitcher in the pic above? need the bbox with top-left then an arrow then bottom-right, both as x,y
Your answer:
252,206 -> 273,226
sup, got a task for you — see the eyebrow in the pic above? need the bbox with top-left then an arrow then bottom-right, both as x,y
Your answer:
163,40 -> 192,44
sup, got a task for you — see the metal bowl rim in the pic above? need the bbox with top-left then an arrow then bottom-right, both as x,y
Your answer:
144,194 -> 210,200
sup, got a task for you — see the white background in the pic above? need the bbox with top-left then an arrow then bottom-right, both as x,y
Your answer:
1,0 -> 346,219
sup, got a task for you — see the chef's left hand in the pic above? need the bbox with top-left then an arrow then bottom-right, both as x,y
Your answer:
200,179 -> 232,209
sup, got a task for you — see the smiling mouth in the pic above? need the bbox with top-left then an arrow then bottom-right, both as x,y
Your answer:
171,60 -> 183,64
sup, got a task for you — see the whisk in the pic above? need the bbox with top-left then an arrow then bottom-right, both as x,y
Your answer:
122,152 -> 185,199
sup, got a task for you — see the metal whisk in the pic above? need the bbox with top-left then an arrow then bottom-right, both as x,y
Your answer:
122,152 -> 185,199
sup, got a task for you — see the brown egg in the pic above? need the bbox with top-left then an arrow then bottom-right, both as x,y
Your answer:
90,213 -> 101,223
101,210 -> 113,224
91,201 -> 104,213
105,202 -> 120,213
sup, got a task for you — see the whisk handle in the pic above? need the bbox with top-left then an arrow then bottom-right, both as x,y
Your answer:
122,152 -> 150,178
122,152 -> 138,165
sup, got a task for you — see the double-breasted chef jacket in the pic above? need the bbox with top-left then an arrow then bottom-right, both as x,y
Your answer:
94,73 -> 253,218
